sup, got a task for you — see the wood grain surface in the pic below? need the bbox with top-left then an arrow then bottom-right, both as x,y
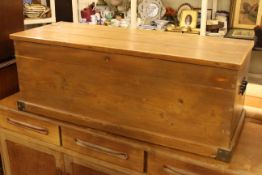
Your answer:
0,107 -> 60,146
10,22 -> 254,70
0,94 -> 262,175
148,121 -> 262,175
61,126 -> 145,172
10,22 -> 253,158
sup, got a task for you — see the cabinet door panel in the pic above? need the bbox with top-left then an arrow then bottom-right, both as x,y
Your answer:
1,131 -> 63,175
71,163 -> 109,175
64,154 -> 142,175
6,140 -> 58,175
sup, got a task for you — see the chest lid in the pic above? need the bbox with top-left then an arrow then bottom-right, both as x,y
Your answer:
10,22 -> 254,70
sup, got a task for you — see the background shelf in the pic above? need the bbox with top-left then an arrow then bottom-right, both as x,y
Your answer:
72,0 -> 231,36
24,17 -> 56,25
24,0 -> 56,25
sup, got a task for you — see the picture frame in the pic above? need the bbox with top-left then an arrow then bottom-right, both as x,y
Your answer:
226,28 -> 255,40
229,0 -> 237,28
231,28 -> 255,39
177,3 -> 193,20
180,10 -> 198,29
233,0 -> 262,29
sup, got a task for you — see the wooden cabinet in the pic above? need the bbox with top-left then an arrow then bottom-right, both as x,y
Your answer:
61,126 -> 145,172
1,94 -> 262,175
0,0 -> 22,98
68,163 -> 110,175
147,121 -> 262,175
67,163 -> 110,175
0,130 -> 64,175
148,150 -> 227,175
0,94 -> 145,175
0,104 -> 60,145
0,0 -> 23,61
64,155 -> 136,175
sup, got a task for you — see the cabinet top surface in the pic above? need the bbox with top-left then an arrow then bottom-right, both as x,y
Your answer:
11,22 -> 254,70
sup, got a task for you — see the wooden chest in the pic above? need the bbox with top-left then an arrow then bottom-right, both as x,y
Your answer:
11,22 -> 254,160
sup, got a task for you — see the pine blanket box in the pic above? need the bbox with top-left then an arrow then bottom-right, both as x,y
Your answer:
10,22 -> 254,161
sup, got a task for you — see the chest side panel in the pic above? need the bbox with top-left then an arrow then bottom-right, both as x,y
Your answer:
15,41 -> 238,156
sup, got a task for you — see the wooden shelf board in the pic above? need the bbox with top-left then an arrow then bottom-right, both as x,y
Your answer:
24,17 -> 55,25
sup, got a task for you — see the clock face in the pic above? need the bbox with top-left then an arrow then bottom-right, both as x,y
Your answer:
146,3 -> 159,17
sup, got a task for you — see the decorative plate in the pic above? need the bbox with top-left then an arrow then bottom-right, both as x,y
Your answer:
138,0 -> 166,23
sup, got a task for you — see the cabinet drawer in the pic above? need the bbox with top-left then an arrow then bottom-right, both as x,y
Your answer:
148,150 -> 233,175
61,126 -> 145,172
0,107 -> 60,145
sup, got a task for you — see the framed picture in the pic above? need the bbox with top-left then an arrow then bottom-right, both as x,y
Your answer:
233,0 -> 262,29
180,10 -> 198,29
177,3 -> 193,20
194,8 -> 213,28
231,28 -> 255,38
226,28 -> 255,40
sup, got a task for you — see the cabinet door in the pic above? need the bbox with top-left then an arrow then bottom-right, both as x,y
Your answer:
67,162 -> 109,175
148,150 -> 234,175
64,154 -> 141,175
0,130 -> 63,175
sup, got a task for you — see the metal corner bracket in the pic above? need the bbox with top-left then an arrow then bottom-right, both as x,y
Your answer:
17,101 -> 26,111
216,148 -> 232,163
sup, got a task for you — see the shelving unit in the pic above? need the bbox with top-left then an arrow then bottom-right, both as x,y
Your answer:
72,0 -> 79,23
24,0 -> 56,25
130,0 -> 219,36
72,0 -> 221,36
24,17 -> 55,25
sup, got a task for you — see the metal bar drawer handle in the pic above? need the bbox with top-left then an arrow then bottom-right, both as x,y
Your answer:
7,118 -> 49,135
163,165 -> 197,175
74,138 -> 129,160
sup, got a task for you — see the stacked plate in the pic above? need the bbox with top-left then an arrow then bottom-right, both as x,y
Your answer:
24,3 -> 50,18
